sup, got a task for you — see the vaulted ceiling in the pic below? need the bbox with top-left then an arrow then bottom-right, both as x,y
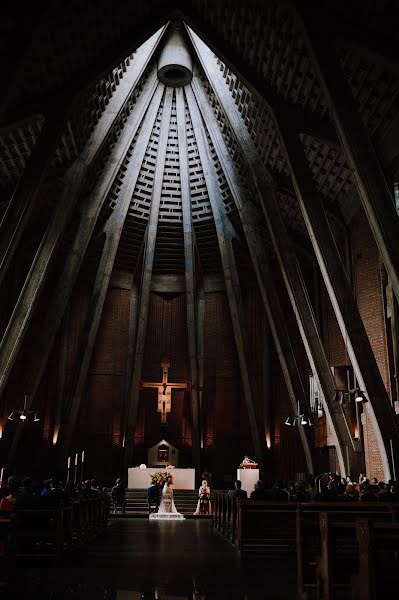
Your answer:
1,0 -> 399,476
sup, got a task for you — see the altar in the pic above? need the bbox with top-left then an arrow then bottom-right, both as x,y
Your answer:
128,467 -> 196,490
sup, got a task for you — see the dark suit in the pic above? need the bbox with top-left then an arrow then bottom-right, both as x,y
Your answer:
147,484 -> 160,507
229,488 -> 247,500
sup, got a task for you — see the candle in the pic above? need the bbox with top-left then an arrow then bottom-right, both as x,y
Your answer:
67,456 -> 71,470
0,467 -> 4,483
81,450 -> 85,463
75,453 -> 78,466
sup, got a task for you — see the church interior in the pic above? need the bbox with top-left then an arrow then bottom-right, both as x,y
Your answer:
1,0 -> 399,598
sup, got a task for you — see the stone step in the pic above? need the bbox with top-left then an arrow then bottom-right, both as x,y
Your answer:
110,488 -> 213,517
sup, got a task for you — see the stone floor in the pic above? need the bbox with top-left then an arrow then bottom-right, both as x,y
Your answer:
1,519 -> 297,599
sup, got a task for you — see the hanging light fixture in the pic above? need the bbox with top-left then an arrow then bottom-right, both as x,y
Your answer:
333,387 -> 368,404
7,395 -> 40,423
285,401 -> 313,427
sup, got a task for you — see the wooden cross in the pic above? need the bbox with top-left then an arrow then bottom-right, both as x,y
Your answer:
140,357 -> 191,424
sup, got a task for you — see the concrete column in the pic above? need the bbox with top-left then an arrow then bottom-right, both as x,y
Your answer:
123,86 -> 173,473
175,86 -> 201,473
186,85 -> 265,474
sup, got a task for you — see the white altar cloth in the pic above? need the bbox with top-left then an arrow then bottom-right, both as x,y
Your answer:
128,467 -> 195,489
237,468 -> 259,495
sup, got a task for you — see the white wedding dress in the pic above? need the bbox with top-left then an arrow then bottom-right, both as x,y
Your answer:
149,483 -> 185,520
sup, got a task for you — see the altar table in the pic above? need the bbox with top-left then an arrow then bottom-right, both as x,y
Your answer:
128,467 -> 196,489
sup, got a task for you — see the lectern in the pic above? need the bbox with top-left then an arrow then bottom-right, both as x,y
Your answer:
237,468 -> 259,495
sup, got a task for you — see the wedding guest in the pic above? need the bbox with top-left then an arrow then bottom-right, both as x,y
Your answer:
271,480 -> 289,501
194,480 -> 211,514
41,479 -> 51,497
293,481 -> 310,502
90,479 -> 101,496
360,483 -> 376,502
112,478 -> 126,513
0,477 -> 19,512
229,480 -> 247,500
343,484 -> 359,501
48,477 -> 66,505
250,480 -> 268,500
306,480 -> 317,500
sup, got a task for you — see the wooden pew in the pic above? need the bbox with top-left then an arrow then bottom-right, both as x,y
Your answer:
236,500 -> 297,556
10,495 -> 109,563
352,519 -> 399,599
316,514 -> 399,600
13,505 -> 70,563
296,502 -> 396,598
0,515 -> 15,581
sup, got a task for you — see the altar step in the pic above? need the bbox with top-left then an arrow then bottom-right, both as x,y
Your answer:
110,489 -> 213,519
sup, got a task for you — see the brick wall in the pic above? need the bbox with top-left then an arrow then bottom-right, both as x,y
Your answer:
351,209 -> 390,480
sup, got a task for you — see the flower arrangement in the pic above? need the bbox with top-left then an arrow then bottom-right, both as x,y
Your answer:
150,471 -> 174,486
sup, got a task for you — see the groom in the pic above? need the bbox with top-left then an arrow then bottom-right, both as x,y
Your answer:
147,481 -> 160,513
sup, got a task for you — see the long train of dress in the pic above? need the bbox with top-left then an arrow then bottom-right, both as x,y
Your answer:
149,483 -> 185,520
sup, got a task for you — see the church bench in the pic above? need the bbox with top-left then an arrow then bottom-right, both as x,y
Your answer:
215,496 -> 398,562
70,496 -> 109,547
352,519 -> 399,599
13,505 -> 71,563
296,504 -> 398,599
0,515 -> 15,580
213,491 -> 229,534
7,496 -> 109,563
213,492 -> 245,544
236,500 -> 297,556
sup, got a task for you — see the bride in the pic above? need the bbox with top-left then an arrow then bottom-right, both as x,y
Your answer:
158,481 -> 178,513
151,481 -> 185,520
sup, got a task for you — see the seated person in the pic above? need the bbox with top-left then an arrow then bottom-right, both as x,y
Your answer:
48,477 -> 67,505
342,484 -> 359,501
146,481 -> 160,513
316,481 -> 338,502
360,483 -> 377,502
271,480 -> 289,501
90,479 -> 101,496
194,480 -> 211,515
228,480 -> 247,500
250,480 -> 268,500
292,481 -> 310,502
0,477 -> 19,512
111,478 -> 126,513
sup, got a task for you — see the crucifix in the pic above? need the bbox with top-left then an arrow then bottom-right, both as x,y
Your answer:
140,357 -> 191,424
